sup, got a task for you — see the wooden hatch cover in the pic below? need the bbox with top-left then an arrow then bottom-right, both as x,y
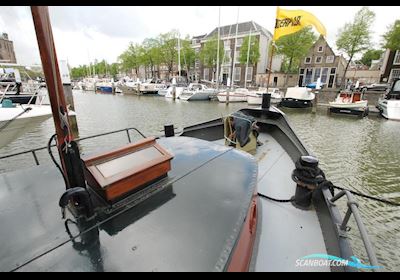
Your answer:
82,137 -> 173,202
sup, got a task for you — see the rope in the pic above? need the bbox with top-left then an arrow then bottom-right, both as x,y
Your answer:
257,157 -> 400,207
0,106 -> 32,132
48,134 -> 68,188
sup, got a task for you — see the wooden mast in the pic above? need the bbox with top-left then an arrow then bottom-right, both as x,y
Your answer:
31,6 -> 72,186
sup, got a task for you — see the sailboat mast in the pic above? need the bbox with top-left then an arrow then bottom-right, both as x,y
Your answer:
216,6 -> 221,90
231,7 -> 240,90
178,32 -> 181,78
31,6 -> 72,183
244,28 -> 252,89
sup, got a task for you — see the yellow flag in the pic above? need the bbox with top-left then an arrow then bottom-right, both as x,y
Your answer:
273,7 -> 326,41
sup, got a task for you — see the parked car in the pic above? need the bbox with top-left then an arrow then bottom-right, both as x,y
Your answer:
361,83 -> 390,93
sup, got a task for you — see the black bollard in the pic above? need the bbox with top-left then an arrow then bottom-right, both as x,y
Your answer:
164,124 -> 175,137
261,93 -> 271,109
291,156 -> 321,210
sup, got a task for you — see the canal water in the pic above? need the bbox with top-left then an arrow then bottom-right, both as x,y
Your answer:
0,90 -> 399,271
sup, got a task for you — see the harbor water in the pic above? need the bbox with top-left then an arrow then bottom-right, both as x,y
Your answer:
0,90 -> 399,271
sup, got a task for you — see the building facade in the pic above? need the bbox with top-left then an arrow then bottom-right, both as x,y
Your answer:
298,36 -> 347,88
0,33 -> 17,64
380,49 -> 400,83
195,21 -> 281,87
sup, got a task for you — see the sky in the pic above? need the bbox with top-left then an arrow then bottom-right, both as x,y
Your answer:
0,6 -> 399,68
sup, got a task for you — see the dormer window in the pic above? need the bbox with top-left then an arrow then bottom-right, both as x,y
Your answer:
305,57 -> 311,64
318,46 -> 324,52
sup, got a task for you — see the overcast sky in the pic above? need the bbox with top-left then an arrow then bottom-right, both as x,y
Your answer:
0,6 -> 398,67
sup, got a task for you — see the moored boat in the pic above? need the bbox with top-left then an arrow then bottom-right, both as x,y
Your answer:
247,88 -> 283,105
0,7 -> 381,273
179,83 -> 217,101
279,87 -> 315,108
217,88 -> 248,103
377,79 -> 400,120
329,90 -> 369,117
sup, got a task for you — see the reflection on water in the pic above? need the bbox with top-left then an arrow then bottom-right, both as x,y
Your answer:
0,91 -> 399,271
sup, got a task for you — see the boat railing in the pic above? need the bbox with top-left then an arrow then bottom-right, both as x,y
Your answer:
328,189 -> 380,271
0,127 -> 146,166
0,84 -> 11,103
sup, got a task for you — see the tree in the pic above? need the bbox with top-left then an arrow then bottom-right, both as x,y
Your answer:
382,20 -> 400,50
180,36 -> 196,80
275,27 -> 317,85
239,35 -> 260,66
158,30 -> 179,79
118,43 -> 142,77
199,35 -> 223,81
336,7 -> 375,89
360,49 -> 384,66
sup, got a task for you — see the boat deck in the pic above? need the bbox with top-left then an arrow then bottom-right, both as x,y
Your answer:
214,133 -> 329,272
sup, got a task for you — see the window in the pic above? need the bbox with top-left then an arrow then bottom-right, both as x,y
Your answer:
389,69 -> 400,83
315,56 -> 322,64
321,68 -> 329,83
246,67 -> 253,81
204,68 -> 209,80
224,40 -> 230,50
305,57 -> 311,64
298,68 -> 305,86
326,56 -> 334,63
318,46 -> 324,52
328,67 -> 336,88
394,50 -> 400,65
234,67 -> 241,81
224,50 -> 231,64
234,51 -> 240,63
305,68 -> 313,85
236,38 -> 243,47
313,68 -> 321,82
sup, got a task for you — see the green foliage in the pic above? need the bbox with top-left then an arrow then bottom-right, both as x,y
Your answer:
360,49 -> 384,66
336,7 -> 375,88
181,38 -> 196,70
336,7 -> 375,59
158,30 -> 179,75
239,35 -> 260,66
118,42 -> 142,74
199,35 -> 223,70
275,27 -> 317,73
382,20 -> 400,50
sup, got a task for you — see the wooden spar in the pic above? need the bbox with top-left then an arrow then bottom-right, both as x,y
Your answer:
31,6 -> 72,185
266,42 -> 274,92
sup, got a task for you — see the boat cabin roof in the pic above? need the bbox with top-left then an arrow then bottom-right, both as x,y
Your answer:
0,137 -> 257,272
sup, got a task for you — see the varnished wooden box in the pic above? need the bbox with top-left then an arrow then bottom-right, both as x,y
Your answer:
83,137 -> 173,202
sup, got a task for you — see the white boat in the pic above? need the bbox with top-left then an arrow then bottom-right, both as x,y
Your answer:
247,88 -> 283,105
179,83 -> 218,101
329,91 -> 369,117
118,81 -> 140,95
377,79 -> 400,120
217,88 -> 249,103
0,102 -> 53,149
82,78 -> 97,91
139,79 -> 167,94
279,87 -> 315,108
164,86 -> 186,99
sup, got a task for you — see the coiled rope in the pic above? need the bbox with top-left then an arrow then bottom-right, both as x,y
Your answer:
258,157 -> 400,207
